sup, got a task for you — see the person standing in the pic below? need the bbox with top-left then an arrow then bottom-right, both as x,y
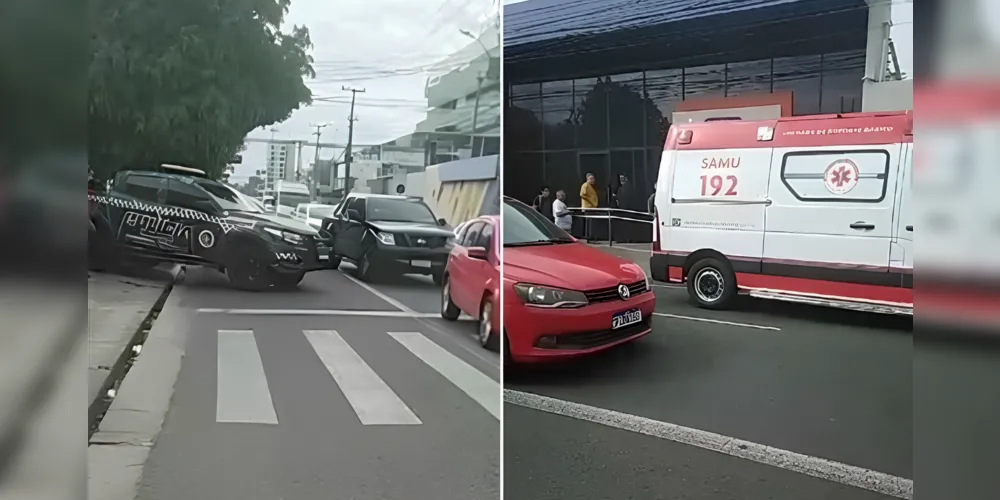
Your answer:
531,186 -> 553,221
579,173 -> 599,240
579,174 -> 598,208
552,189 -> 573,231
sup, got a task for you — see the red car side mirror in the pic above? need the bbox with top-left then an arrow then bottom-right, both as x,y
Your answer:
467,247 -> 488,260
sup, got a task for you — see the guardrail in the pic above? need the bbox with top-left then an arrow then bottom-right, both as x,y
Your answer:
564,207 -> 653,245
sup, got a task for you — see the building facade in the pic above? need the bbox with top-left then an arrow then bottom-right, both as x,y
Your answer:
265,143 -> 298,187
503,0 -> 905,209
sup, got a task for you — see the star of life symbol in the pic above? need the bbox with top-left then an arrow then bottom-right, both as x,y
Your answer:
823,159 -> 860,195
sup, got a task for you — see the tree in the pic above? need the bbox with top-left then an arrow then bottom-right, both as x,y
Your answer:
88,0 -> 315,179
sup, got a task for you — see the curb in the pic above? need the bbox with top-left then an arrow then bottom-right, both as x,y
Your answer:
87,264 -> 183,434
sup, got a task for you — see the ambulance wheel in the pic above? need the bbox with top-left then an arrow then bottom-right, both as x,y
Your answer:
687,258 -> 737,310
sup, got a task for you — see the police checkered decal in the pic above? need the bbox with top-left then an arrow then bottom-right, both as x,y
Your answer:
89,194 -> 253,233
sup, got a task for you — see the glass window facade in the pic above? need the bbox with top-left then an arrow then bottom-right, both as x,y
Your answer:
505,49 -> 866,209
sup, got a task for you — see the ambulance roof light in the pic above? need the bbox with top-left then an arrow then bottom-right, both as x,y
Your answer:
757,126 -> 774,141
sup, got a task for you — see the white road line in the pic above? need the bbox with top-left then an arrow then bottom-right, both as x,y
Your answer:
216,330 -> 278,425
389,332 -> 501,420
304,330 -> 421,426
340,271 -> 417,313
653,312 -> 781,331
197,308 -> 440,318
504,390 -> 912,500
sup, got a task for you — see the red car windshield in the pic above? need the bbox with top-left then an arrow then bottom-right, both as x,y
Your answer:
503,199 -> 573,247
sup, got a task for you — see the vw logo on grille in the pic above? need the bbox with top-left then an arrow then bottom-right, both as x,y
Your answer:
617,284 -> 630,300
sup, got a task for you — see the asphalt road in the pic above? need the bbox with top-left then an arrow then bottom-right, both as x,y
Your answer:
134,265 -> 501,500
504,245 -> 912,500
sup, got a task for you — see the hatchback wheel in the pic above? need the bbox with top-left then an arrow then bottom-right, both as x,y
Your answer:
441,274 -> 460,321
478,300 -> 499,350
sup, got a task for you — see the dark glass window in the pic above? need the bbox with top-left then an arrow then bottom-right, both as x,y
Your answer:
684,64 -> 726,100
461,222 -> 484,246
507,83 -> 543,151
573,77 -> 607,149
474,222 -> 494,249
725,59 -> 773,96
347,197 -> 366,220
820,50 -> 865,114
773,55 -> 822,115
507,152 -> 544,204
122,174 -> 168,203
167,179 -> 216,212
644,68 -> 682,147
540,80 -> 574,150
607,72 -> 646,147
544,152 -> 579,206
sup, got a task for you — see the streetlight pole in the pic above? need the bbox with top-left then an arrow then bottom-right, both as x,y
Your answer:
459,28 -> 496,149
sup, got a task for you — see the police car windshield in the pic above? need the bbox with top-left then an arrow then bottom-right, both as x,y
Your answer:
196,181 -> 262,213
503,199 -> 573,246
367,198 -> 437,224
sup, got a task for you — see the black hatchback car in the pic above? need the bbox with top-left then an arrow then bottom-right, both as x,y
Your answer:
322,193 -> 454,283
89,166 -> 332,290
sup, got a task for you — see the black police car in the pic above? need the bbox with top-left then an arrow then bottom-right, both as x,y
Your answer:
322,193 -> 454,284
88,165 -> 332,290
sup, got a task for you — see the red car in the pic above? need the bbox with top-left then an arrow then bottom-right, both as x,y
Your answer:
441,215 -> 501,350
502,197 -> 655,364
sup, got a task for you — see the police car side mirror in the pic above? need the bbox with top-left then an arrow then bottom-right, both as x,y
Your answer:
437,218 -> 447,226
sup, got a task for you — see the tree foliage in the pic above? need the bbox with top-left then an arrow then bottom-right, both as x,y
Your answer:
89,0 -> 315,179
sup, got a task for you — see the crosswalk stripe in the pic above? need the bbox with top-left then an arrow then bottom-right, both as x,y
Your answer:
216,330 -> 278,425
388,332 -> 501,420
303,330 -> 422,426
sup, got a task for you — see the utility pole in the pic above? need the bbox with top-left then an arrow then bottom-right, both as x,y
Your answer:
342,86 -> 365,196
310,123 -> 330,202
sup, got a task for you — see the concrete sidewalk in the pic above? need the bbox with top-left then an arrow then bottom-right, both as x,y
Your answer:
88,267 -> 178,418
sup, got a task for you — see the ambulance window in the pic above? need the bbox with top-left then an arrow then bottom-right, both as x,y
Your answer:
779,150 -> 890,203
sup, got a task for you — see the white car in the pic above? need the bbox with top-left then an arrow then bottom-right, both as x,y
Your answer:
293,203 -> 337,229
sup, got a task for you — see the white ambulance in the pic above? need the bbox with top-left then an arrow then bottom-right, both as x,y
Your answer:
649,111 -> 913,315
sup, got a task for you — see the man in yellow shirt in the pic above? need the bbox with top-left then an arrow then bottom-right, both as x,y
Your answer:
579,173 -> 598,208
579,173 -> 599,240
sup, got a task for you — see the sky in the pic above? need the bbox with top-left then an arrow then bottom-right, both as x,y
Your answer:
233,0 -> 499,184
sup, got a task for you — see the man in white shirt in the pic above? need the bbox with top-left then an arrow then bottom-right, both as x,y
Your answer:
552,190 -> 573,231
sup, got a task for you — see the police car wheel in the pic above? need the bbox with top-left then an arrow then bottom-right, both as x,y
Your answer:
441,274 -> 460,321
686,258 -> 737,310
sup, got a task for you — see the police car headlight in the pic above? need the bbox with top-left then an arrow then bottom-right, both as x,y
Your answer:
263,227 -> 303,245
374,231 -> 395,246
513,283 -> 588,308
